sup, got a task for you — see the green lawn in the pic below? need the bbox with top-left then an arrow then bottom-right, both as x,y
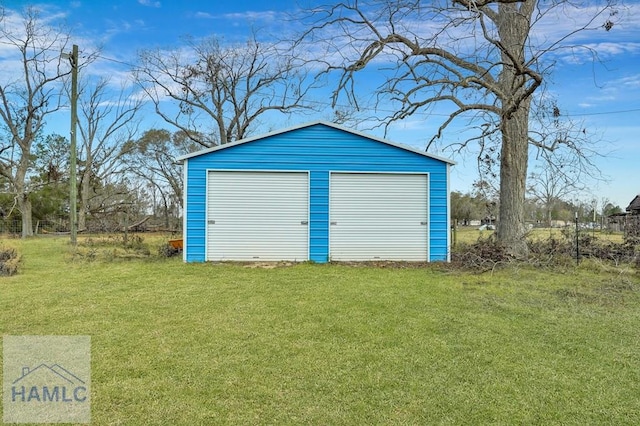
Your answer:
2,236 -> 640,425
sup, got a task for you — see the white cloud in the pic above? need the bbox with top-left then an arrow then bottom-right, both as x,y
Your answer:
617,75 -> 640,89
221,11 -> 280,22
138,0 -> 161,8
189,10 -> 287,26
194,12 -> 214,19
560,42 -> 640,65
588,94 -> 618,102
190,9 -> 283,20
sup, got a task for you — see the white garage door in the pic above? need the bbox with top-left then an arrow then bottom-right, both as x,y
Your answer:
330,173 -> 428,261
207,171 -> 309,261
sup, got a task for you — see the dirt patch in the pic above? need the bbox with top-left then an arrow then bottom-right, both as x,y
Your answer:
214,260 -> 435,269
330,261 -> 432,269
242,261 -> 296,269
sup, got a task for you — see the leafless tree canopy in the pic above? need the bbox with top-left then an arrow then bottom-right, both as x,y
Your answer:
122,129 -> 199,229
298,0 -> 617,256
0,7 -> 72,237
75,77 -> 143,230
135,34 -> 316,148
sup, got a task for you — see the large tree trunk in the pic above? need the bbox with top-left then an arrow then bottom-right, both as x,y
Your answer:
495,2 -> 534,257
19,194 -> 33,238
497,104 -> 530,257
15,158 -> 34,238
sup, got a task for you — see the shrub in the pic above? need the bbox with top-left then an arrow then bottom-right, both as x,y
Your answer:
158,243 -> 181,258
451,237 -> 512,271
75,234 -> 151,261
0,246 -> 19,276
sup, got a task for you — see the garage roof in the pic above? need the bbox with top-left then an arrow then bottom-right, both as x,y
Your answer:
176,121 -> 456,165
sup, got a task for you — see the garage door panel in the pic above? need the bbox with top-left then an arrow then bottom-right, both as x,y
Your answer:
330,173 -> 428,261
207,171 -> 309,261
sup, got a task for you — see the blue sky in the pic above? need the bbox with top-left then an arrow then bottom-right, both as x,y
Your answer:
3,0 -> 640,209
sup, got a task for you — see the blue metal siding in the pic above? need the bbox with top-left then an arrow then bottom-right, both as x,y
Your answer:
309,171 -> 330,262
184,124 -> 450,262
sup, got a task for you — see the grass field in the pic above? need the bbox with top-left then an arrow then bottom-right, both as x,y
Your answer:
1,236 -> 640,425
453,226 -> 625,246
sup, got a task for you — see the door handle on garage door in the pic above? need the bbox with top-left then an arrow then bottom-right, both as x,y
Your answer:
301,221 -> 308,225
420,221 -> 427,225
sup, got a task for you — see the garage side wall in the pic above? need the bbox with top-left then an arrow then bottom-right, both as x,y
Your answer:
183,124 -> 449,262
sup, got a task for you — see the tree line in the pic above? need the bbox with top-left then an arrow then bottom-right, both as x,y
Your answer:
451,189 -> 623,229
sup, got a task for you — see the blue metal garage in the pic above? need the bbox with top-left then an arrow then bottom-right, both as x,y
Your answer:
178,121 -> 454,262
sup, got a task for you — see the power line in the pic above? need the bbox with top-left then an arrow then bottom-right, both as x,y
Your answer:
92,53 -> 137,68
565,107 -> 640,117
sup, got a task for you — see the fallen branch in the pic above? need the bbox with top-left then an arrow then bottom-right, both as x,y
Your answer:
127,216 -> 150,231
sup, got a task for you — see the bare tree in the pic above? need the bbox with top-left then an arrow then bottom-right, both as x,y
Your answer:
298,0 -> 617,256
134,34 -> 316,147
122,129 -> 198,229
76,77 -> 143,230
528,165 -> 582,227
0,7 -> 71,237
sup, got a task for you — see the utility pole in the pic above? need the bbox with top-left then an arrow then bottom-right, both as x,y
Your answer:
67,44 -> 79,245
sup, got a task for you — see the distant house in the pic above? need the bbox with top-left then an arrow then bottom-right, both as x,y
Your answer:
625,195 -> 640,238
178,121 -> 455,263
627,195 -> 640,215
609,194 -> 640,237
